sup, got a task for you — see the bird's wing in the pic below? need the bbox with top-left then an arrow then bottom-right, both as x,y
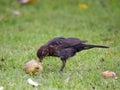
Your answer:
65,38 -> 87,46
47,37 -> 65,45
47,37 -> 87,49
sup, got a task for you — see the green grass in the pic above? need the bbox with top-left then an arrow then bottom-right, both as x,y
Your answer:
0,0 -> 120,90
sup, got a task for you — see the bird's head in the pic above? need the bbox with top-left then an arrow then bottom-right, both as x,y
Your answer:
37,45 -> 49,62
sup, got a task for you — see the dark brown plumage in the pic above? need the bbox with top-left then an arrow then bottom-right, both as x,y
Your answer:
37,37 -> 109,71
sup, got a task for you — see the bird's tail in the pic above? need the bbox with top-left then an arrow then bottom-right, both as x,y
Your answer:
74,44 -> 109,52
84,44 -> 109,48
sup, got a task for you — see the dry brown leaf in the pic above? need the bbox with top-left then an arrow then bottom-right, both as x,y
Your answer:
106,51 -> 113,56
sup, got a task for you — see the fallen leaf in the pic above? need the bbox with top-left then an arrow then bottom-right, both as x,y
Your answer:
79,4 -> 88,9
12,10 -> 22,16
106,51 -> 113,56
64,76 -> 70,83
0,86 -> 4,90
27,78 -> 39,87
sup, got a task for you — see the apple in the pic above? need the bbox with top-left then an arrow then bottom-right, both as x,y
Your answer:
24,59 -> 43,75
101,71 -> 117,78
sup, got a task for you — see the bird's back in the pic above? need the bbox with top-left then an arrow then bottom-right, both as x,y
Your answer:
46,37 -> 86,49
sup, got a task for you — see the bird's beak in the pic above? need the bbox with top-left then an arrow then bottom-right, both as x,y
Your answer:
39,59 -> 42,62
39,57 -> 43,62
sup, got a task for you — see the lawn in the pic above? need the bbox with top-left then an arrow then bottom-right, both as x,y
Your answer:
0,0 -> 120,90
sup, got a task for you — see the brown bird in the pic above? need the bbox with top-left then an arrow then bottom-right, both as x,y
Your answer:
37,37 -> 109,71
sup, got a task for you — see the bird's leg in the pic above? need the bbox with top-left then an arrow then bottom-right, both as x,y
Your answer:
60,60 -> 66,71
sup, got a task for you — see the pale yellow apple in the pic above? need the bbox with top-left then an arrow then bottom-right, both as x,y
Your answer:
101,71 -> 116,78
19,0 -> 37,4
24,59 -> 43,75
